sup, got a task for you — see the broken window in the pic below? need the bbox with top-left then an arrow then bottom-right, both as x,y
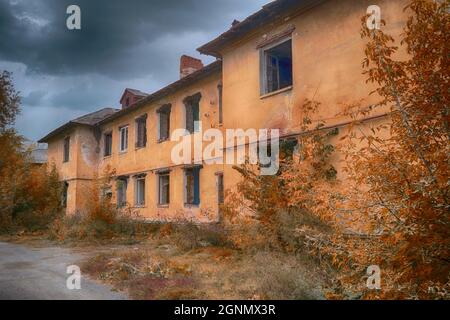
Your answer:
104,131 -> 112,157
135,175 -> 146,206
117,177 -> 128,207
184,93 -> 201,134
157,104 -> 171,142
119,125 -> 128,152
135,114 -> 147,148
158,173 -> 170,205
63,136 -> 70,162
218,83 -> 223,125
261,38 -> 293,95
184,166 -> 201,206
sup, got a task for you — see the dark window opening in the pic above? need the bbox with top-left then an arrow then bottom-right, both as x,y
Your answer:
217,172 -> 224,205
218,83 -> 223,125
63,136 -> 70,162
62,181 -> 68,208
135,114 -> 147,148
184,93 -> 201,134
185,167 -> 200,206
104,132 -> 112,157
158,173 -> 170,205
157,104 -> 171,142
262,39 -> 293,94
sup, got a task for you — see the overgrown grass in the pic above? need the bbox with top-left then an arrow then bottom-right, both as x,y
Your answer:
80,221 -> 327,300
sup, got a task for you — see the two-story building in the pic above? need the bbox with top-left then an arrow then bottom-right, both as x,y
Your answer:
39,0 -> 409,222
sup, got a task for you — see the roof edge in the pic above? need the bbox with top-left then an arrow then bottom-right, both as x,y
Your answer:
98,60 -> 222,126
197,0 -> 326,57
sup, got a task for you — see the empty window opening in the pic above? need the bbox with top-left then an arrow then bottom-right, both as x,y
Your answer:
261,38 -> 293,95
119,126 -> 128,152
62,181 -> 69,208
135,114 -> 147,148
104,132 -> 112,157
218,83 -> 223,125
184,93 -> 201,134
63,136 -> 70,162
185,167 -> 200,206
157,104 -> 171,142
217,172 -> 224,205
158,173 -> 170,205
135,176 -> 146,206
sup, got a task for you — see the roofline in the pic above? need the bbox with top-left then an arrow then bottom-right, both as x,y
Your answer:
39,61 -> 221,143
38,121 -> 90,143
197,0 -> 326,57
119,88 -> 148,104
98,60 -> 222,126
38,108 -> 119,143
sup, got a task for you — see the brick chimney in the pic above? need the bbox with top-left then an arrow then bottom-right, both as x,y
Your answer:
180,55 -> 203,79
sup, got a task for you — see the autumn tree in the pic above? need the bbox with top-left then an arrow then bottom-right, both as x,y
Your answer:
0,71 -> 64,232
226,0 -> 449,299
329,0 -> 449,299
0,71 -> 20,132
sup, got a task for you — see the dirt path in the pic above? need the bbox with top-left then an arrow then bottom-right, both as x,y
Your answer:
0,241 -> 127,300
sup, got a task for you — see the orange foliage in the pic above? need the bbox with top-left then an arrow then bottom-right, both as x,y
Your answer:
225,0 -> 449,299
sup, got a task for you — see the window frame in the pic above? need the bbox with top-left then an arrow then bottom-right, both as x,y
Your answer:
183,93 -> 201,134
135,114 -> 147,149
62,181 -> 69,208
157,104 -> 171,143
184,166 -> 201,206
103,131 -> 113,157
217,82 -> 223,125
158,173 -> 170,206
216,172 -> 224,206
119,125 -> 129,153
259,37 -> 293,96
116,178 -> 128,208
63,136 -> 70,163
135,176 -> 146,207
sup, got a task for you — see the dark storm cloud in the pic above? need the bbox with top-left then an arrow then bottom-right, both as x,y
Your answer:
22,90 -> 46,106
0,0 -> 261,80
0,0 -> 268,140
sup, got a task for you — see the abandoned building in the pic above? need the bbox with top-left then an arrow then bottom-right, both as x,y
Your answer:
39,0 -> 409,221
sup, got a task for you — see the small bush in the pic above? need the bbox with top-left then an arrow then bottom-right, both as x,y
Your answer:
251,251 -> 325,300
165,222 -> 231,251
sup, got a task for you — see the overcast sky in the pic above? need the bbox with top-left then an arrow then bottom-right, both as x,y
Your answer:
0,0 -> 268,141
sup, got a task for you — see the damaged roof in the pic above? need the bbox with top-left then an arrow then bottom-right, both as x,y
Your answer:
38,107 -> 119,143
197,0 -> 325,57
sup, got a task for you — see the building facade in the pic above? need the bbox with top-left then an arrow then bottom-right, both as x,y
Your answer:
39,0 -> 409,222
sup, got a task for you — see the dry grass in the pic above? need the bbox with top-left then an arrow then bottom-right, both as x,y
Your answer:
80,230 -> 327,300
